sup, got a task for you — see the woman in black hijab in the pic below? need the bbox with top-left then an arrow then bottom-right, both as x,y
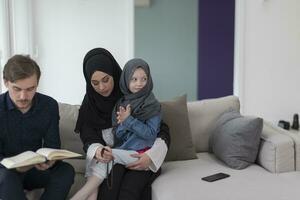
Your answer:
75,48 -> 170,200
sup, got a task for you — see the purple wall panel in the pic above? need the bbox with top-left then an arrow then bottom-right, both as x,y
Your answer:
198,0 -> 235,100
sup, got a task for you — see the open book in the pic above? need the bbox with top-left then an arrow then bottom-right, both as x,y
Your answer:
0,148 -> 82,169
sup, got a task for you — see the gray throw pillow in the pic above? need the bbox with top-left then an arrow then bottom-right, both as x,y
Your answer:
209,110 -> 263,169
161,95 -> 197,161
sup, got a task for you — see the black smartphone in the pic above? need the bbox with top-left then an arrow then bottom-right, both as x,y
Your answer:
201,173 -> 230,182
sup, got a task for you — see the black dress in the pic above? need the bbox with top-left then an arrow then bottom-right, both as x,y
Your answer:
79,121 -> 170,200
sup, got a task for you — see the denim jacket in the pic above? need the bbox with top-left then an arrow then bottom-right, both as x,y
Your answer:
115,114 -> 161,151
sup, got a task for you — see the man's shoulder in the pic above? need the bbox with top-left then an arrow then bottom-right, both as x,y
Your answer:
0,93 -> 5,102
36,93 -> 58,108
0,93 -> 7,112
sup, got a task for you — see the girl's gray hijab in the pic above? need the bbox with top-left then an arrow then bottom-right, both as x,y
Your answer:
112,58 -> 161,126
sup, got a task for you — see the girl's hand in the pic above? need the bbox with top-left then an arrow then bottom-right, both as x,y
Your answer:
95,146 -> 113,163
126,153 -> 151,171
117,105 -> 131,124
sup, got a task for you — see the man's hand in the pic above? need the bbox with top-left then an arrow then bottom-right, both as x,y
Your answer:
117,105 -> 131,124
16,165 -> 34,173
126,153 -> 152,171
95,146 -> 113,163
35,160 -> 56,171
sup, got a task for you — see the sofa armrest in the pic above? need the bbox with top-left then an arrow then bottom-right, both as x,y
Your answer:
275,128 -> 300,171
257,121 -> 295,173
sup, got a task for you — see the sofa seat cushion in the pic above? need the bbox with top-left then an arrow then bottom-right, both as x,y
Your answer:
152,153 -> 300,200
64,158 -> 85,174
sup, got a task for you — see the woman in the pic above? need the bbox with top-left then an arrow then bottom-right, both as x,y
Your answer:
75,48 -> 170,200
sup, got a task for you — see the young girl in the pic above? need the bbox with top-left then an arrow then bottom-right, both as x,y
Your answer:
71,58 -> 161,200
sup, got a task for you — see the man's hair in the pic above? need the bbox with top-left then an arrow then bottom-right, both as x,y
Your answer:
3,54 -> 41,82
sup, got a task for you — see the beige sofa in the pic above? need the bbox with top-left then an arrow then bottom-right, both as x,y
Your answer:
28,95 -> 300,199
152,96 -> 300,200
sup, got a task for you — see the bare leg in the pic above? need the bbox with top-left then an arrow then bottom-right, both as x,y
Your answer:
70,176 -> 102,200
87,187 -> 98,200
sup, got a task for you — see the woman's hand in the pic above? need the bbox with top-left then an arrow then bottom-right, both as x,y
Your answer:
117,105 -> 131,124
95,146 -> 113,163
126,153 -> 152,170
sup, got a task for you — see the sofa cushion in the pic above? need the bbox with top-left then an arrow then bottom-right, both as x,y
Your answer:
209,110 -> 263,169
59,103 -> 85,155
152,153 -> 300,200
187,96 -> 240,152
161,95 -> 197,161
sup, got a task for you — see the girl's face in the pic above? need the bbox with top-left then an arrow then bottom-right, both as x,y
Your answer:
91,70 -> 114,97
129,67 -> 147,93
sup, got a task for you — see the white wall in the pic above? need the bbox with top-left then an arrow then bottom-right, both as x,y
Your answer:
235,0 -> 300,124
0,0 -> 33,89
0,0 -> 13,92
0,0 -> 134,104
32,0 -> 134,104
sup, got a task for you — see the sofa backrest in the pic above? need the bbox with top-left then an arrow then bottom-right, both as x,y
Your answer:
58,95 -> 240,155
58,103 -> 85,155
187,95 -> 240,152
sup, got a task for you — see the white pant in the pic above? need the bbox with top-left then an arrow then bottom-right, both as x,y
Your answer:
87,149 -> 139,179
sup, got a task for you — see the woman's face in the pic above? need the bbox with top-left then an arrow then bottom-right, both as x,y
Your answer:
91,71 -> 114,97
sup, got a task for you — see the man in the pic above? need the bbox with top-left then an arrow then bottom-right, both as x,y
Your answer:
0,55 -> 75,199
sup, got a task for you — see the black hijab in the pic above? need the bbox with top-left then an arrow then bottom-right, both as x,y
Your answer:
75,48 -> 122,133
112,58 -> 161,126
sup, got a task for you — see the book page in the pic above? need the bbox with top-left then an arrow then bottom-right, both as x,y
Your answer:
36,148 -> 81,160
0,151 -> 46,169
